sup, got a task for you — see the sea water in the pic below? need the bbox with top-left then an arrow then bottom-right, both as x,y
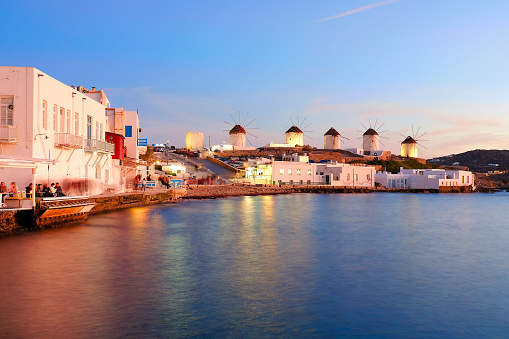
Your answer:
0,192 -> 508,337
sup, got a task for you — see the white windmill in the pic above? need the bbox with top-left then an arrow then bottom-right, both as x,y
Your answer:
359,119 -> 387,155
400,126 -> 427,158
224,112 -> 257,148
285,116 -> 312,147
324,127 -> 349,149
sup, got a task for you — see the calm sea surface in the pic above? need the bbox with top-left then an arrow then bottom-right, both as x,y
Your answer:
1,193 -> 509,338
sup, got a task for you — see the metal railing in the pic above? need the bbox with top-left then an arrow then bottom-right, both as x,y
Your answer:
0,125 -> 17,143
137,138 -> 147,146
85,138 -> 115,154
54,133 -> 83,148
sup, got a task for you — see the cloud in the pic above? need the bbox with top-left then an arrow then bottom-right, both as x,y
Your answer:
314,0 -> 404,22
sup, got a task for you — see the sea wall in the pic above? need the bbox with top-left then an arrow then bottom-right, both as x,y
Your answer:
183,184 -> 292,199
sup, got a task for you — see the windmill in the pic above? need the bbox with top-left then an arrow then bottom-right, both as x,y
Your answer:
285,116 -> 312,147
224,111 -> 258,147
357,118 -> 388,155
324,127 -> 349,150
400,126 -> 428,158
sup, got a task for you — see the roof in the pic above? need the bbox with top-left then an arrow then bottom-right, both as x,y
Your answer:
402,136 -> 417,144
363,128 -> 379,136
229,124 -> 246,135
286,125 -> 303,133
324,127 -> 340,136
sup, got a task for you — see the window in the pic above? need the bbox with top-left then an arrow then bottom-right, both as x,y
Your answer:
53,105 -> 58,131
467,176 -> 469,184
125,125 -> 133,138
307,180 -> 311,184
75,113 -> 79,135
288,169 -> 292,175
308,169 -> 312,175
42,101 -> 47,129
300,180 -> 303,184
462,176 -> 465,184
355,174 -> 358,182
367,174 -> 371,181
347,174 -> 350,181
280,169 -> 284,175
96,122 -> 99,140
100,123 -> 103,141
87,115 -> 92,139
66,110 -> 71,133
60,107 -> 65,132
289,180 -> 293,184
0,97 -> 14,125
297,169 -> 301,175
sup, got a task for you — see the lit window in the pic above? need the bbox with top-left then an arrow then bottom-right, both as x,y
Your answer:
67,110 -> 71,133
467,176 -> 469,183
42,101 -> 47,129
308,169 -> 312,175
297,169 -> 301,175
288,169 -> 292,175
53,105 -> 58,130
280,169 -> 284,175
60,107 -> 65,132
347,174 -> 350,181
355,174 -> 358,181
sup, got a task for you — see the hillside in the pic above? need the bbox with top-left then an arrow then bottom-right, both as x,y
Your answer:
428,149 -> 509,173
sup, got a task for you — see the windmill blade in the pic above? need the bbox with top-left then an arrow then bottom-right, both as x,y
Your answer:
304,135 -> 313,140
399,133 -> 407,138
242,112 -> 249,126
238,111 -> 241,126
379,140 -> 385,147
412,125 -> 415,138
290,118 -> 295,126
246,136 -> 253,145
379,136 -> 389,139
357,130 -> 364,134
416,131 -> 428,140
378,129 -> 389,134
222,129 -> 230,132
361,123 -> 368,130
247,132 -> 258,138
373,118 -> 379,130
297,116 -> 300,127
368,118 -> 372,128
245,118 -> 256,128
377,122 -> 385,130
300,117 -> 307,128
417,142 -> 428,149
224,121 -> 234,126
230,113 -> 237,125
341,136 -> 350,140
302,123 -> 312,131
245,127 -> 259,130
414,126 -> 421,139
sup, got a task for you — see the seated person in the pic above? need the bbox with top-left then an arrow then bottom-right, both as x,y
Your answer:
55,182 -> 65,197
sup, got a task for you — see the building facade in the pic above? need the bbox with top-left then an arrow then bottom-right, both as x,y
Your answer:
0,66 -> 115,195
375,168 -> 475,190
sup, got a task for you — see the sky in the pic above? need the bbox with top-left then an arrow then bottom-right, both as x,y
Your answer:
3,0 -> 509,158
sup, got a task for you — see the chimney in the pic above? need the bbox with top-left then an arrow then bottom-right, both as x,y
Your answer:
92,87 -> 96,91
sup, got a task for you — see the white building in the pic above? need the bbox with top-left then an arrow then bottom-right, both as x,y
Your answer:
375,168 -> 474,190
241,154 -> 376,187
0,66 -> 115,195
106,107 -> 143,159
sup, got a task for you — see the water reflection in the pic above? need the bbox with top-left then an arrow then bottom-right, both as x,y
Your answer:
1,193 -> 509,337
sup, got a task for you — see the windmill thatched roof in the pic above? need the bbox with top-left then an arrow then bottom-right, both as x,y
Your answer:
363,128 -> 379,136
402,136 -> 417,144
286,125 -> 303,133
324,127 -> 340,136
229,124 -> 246,135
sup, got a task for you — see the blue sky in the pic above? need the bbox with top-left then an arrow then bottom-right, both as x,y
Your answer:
4,0 -> 509,157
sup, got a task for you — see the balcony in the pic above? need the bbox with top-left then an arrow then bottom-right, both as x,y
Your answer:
137,138 -> 148,146
0,125 -> 17,143
55,133 -> 83,149
85,138 -> 115,154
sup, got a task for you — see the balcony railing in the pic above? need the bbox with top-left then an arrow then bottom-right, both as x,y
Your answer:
85,138 -> 115,154
54,133 -> 83,149
137,138 -> 147,146
0,125 -> 17,143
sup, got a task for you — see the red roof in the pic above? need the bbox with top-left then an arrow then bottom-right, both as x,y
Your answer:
402,136 -> 417,144
229,124 -> 246,135
363,128 -> 379,136
286,125 -> 303,133
324,127 -> 340,136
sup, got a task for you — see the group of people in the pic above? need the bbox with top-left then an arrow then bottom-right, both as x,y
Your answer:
0,181 -> 65,199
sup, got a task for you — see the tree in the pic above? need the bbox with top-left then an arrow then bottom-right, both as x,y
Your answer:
139,145 -> 156,165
